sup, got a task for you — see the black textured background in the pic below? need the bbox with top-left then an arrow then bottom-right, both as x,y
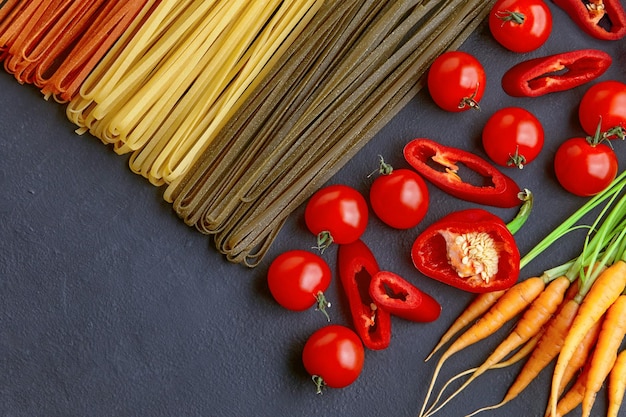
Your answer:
2,4 -> 626,417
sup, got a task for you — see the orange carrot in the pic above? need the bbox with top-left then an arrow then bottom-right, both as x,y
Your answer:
466,285 -> 581,417
549,260 -> 626,417
419,277 -> 546,417
547,358 -> 591,417
581,294 -> 626,417
424,289 -> 506,362
546,314 -> 602,413
608,349 -> 626,417
474,276 -> 570,374
424,276 -> 570,417
425,332 -> 542,417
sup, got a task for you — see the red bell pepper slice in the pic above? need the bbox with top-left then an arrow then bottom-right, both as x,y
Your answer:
403,138 -> 522,208
411,208 -> 520,293
501,49 -> 612,97
337,239 -> 392,350
369,271 -> 441,323
553,0 -> 626,40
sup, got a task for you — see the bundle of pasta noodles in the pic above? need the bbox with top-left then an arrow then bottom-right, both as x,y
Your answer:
2,0 -> 494,267
0,0 -> 153,102
166,0 -> 497,266
66,0 -> 324,187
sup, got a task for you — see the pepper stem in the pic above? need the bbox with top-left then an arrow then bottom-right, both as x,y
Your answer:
315,291 -> 331,322
506,189 -> 533,235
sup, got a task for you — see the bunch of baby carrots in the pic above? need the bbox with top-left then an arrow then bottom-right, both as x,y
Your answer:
418,171 -> 626,417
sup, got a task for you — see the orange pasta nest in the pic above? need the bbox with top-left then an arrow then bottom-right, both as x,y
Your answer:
0,0 -> 151,102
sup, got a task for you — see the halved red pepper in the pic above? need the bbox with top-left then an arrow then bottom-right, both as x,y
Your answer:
501,49 -> 612,97
369,271 -> 441,322
337,239 -> 392,350
411,208 -> 520,293
403,138 -> 522,208
553,0 -> 626,40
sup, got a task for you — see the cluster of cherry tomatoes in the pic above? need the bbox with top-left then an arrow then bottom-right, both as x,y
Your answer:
267,185 -> 369,393
556,81 -> 626,197
426,0 -> 626,197
267,172 -> 432,392
265,0 -> 626,396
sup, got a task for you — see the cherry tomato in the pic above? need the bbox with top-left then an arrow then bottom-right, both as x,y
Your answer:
488,0 -> 552,53
302,324 -> 364,393
304,184 -> 368,250
578,80 -> 626,138
554,136 -> 618,197
427,51 -> 486,112
267,250 -> 332,319
482,107 -> 544,168
369,157 -> 429,229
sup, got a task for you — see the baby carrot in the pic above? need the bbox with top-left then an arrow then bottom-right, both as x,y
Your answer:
419,276 -> 545,417
549,260 -> 626,417
548,315 -> 602,413
581,294 -> 626,417
466,289 -> 581,417
547,358 -> 590,417
480,276 -> 570,373
425,276 -> 570,417
424,289 -> 505,362
424,332 -> 542,417
608,349 -> 626,417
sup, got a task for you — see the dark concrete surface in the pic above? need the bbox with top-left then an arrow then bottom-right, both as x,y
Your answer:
2,3 -> 625,417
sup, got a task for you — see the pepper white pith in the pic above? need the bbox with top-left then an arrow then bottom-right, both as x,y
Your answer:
440,230 -> 499,283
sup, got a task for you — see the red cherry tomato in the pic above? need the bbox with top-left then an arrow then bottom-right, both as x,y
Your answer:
488,0 -> 552,53
267,250 -> 332,319
369,158 -> 429,229
304,184 -> 368,250
578,80 -> 626,138
554,137 -> 618,196
302,325 -> 365,393
427,51 -> 486,112
482,107 -> 545,168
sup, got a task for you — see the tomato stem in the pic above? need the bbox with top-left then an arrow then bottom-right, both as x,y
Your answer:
496,10 -> 525,25
311,375 -> 326,394
313,231 -> 334,253
315,291 -> 331,322
587,118 -> 625,146
377,155 -> 393,175
605,126 -> 626,140
507,145 -> 527,169
458,82 -> 481,111
588,118 -> 608,146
